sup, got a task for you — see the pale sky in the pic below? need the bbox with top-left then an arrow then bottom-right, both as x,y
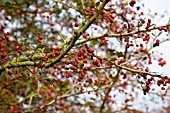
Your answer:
143,0 -> 170,75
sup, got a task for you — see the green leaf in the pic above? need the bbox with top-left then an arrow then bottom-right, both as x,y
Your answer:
44,48 -> 53,53
116,51 -> 124,57
21,68 -> 27,80
5,2 -> 12,7
36,44 -> 45,49
142,56 -> 147,61
108,49 -> 116,55
21,72 -> 27,80
108,49 -> 124,57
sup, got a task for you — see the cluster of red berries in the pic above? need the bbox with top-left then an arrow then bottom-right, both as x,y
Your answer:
129,0 -> 136,7
55,102 -> 71,111
117,58 -> 126,65
143,34 -> 150,41
40,46 -> 61,67
153,39 -> 160,47
52,46 -> 60,58
157,77 -> 166,86
0,37 -> 6,53
82,33 -> 89,39
77,71 -> 86,82
34,8 -> 38,13
99,38 -> 108,46
0,25 -> 5,31
146,19 -> 151,29
66,72 -> 73,78
38,35 -> 44,43
93,60 -> 101,67
15,44 -> 22,53
158,26 -> 168,32
0,31 -> 10,42
2,82 -> 9,89
16,73 -> 22,80
43,54 -> 49,61
1,52 -> 8,63
158,58 -> 166,67
143,82 -> 151,95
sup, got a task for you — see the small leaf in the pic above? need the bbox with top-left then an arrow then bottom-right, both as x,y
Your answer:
122,0 -> 128,5
36,44 -> 45,48
108,49 -> 116,55
5,2 -> 12,7
21,72 -> 27,80
115,1 -> 119,6
142,56 -> 147,61
44,49 -> 53,53
116,51 -> 124,57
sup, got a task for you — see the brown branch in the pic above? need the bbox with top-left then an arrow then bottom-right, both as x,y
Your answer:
45,0 -> 111,67
0,23 -> 169,74
99,69 -> 120,113
99,39 -> 129,113
105,59 -> 170,79
75,24 -> 170,46
55,0 -> 85,15
24,82 -> 124,113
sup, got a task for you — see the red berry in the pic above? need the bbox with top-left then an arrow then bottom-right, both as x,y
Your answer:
1,52 -> 7,58
161,87 -> 165,90
74,30 -> 78,34
65,60 -> 70,64
55,51 -> 60,56
53,46 -> 60,51
52,53 -> 56,58
104,32 -> 109,36
7,32 -> 10,35
83,34 -> 88,39
74,22 -> 79,27
8,70 -> 13,75
34,8 -> 38,13
70,66 -> 75,70
17,73 -> 22,78
52,35 -> 56,39
131,23 -> 135,27
55,106 -> 58,110
4,16 -> 8,20
129,0 -> 136,7
1,25 -> 5,29
123,24 -> 127,28
39,35 -> 43,39
87,47 -> 94,53
40,62 -> 45,67
125,98 -> 129,103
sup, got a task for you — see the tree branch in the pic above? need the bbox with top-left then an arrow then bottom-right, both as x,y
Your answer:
0,24 -> 169,74
45,0 -> 111,67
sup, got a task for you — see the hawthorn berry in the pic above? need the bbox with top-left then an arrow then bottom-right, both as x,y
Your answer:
87,47 -> 94,53
1,52 -> 7,59
74,22 -> 79,27
123,24 -> 127,28
129,0 -> 136,7
131,23 -> 135,27
40,62 -> 45,67
4,16 -> 8,20
104,32 -> 109,36
74,30 -> 78,34
153,39 -> 160,47
83,33 -> 88,39
8,70 -> 13,75
34,8 -> 38,13
161,87 -> 165,90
